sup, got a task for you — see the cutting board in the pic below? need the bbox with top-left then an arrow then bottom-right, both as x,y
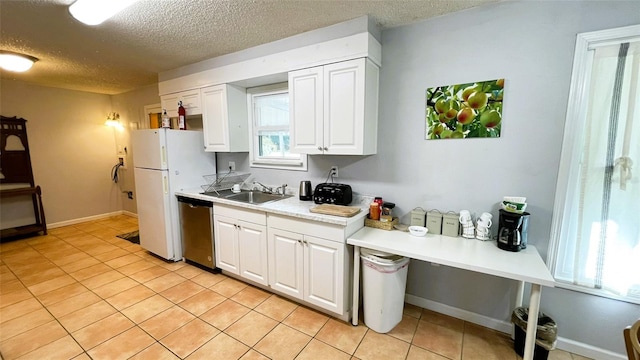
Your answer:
309,204 -> 362,217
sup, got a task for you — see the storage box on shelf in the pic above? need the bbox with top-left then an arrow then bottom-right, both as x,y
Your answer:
364,217 -> 398,230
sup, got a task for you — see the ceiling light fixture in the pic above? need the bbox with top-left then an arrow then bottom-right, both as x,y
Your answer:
69,0 -> 140,26
0,51 -> 38,72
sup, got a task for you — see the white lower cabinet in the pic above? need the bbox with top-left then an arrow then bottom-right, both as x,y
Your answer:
237,219 -> 268,285
214,205 -> 268,286
213,204 -> 357,319
214,214 -> 240,274
267,223 -> 346,315
268,228 -> 304,299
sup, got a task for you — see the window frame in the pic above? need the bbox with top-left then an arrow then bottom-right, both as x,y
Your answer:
549,24 -> 640,304
246,83 -> 308,171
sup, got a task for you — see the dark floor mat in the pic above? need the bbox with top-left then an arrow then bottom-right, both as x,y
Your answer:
116,230 -> 140,244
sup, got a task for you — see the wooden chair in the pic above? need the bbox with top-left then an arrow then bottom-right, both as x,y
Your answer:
624,319 -> 640,360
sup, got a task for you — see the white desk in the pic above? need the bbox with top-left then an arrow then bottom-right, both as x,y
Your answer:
347,227 -> 555,360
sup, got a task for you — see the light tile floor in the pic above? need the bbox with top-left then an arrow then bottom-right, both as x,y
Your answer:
0,215 -> 591,360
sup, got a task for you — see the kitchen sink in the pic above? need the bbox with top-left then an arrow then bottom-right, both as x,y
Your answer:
224,191 -> 291,204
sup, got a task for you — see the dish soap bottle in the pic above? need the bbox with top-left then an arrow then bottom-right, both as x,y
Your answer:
161,109 -> 170,128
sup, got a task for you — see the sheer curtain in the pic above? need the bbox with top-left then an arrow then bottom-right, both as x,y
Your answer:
554,40 -> 640,302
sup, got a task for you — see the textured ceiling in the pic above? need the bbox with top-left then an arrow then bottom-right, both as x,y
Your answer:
0,0 -> 496,95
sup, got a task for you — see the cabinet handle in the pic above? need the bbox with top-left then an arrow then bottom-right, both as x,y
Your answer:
317,146 -> 322,151
323,147 -> 328,151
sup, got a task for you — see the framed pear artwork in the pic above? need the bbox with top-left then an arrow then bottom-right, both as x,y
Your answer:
425,79 -> 503,139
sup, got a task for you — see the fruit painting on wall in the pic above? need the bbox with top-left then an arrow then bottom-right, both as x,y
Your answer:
425,78 -> 503,139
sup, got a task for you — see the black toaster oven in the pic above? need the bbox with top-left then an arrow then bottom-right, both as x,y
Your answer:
313,183 -> 353,205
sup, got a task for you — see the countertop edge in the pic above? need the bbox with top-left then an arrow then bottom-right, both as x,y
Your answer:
175,189 -> 370,226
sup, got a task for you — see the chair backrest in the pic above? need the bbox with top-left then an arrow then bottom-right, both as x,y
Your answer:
625,319 -> 640,360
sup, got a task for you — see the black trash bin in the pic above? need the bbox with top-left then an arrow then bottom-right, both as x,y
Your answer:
511,307 -> 557,360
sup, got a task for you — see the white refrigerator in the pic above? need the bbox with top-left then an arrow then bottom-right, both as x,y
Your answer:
132,129 -> 216,261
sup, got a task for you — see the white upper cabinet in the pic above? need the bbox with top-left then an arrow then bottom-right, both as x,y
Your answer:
201,84 -> 249,152
289,58 -> 379,155
160,89 -> 202,118
289,67 -> 324,154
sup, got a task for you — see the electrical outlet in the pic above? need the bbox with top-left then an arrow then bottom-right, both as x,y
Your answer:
117,156 -> 127,169
330,165 -> 338,178
127,191 -> 133,199
229,161 -> 236,171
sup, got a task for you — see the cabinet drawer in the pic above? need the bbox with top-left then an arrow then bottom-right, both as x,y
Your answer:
268,214 -> 344,242
214,204 -> 266,226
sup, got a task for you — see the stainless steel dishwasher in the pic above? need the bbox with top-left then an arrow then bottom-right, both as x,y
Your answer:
178,196 -> 215,269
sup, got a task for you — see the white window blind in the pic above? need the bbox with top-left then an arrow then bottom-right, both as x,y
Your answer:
550,27 -> 640,304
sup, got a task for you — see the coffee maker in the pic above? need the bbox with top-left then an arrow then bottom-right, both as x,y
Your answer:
497,209 -> 530,252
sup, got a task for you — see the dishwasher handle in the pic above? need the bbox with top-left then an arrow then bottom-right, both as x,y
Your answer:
177,196 -> 213,208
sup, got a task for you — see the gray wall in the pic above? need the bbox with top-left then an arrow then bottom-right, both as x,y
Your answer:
111,84 -> 162,215
0,80 -> 119,224
377,1 -> 640,355
218,1 -> 640,356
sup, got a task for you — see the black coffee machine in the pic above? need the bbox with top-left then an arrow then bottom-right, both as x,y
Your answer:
497,209 -> 530,252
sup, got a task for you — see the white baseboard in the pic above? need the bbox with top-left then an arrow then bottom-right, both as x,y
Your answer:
404,294 -> 626,360
555,337 -> 626,360
404,294 -> 513,334
48,211 -> 133,229
122,211 -> 138,218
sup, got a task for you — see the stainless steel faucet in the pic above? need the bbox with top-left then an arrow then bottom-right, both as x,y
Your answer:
253,181 -> 273,194
275,184 -> 288,196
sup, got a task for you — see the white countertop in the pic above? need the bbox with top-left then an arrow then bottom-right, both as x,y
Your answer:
347,227 -> 555,287
175,188 -> 371,227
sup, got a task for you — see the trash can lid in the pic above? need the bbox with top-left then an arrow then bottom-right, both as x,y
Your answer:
360,248 -> 406,263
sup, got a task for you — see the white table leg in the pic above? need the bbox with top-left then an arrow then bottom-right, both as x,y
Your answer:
523,284 -> 542,360
512,281 -> 525,339
515,281 -> 524,307
352,245 -> 360,326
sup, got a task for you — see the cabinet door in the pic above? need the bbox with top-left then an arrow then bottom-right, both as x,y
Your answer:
238,220 -> 268,286
268,228 -> 304,300
161,93 -> 180,118
324,59 -> 366,155
201,85 -> 230,152
180,89 -> 202,115
289,67 -> 324,154
304,235 -> 344,313
214,215 -> 239,274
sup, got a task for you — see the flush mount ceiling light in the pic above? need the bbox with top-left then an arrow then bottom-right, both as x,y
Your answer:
69,0 -> 140,26
0,51 -> 38,72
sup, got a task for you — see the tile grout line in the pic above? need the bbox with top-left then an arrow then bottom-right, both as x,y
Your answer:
1,233 -> 89,359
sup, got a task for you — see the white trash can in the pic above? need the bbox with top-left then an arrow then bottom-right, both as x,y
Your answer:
360,248 -> 410,333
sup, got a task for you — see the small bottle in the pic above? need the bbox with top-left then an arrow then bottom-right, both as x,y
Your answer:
161,109 -> 170,128
178,101 -> 186,130
374,197 -> 383,214
369,202 -> 380,221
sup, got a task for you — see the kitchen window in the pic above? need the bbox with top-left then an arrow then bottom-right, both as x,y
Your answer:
549,25 -> 640,304
247,83 -> 307,171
